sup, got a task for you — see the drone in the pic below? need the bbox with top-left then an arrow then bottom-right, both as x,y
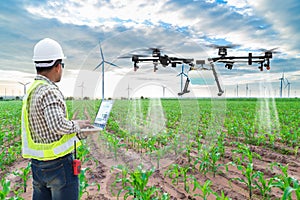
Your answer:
208,44 -> 277,71
118,47 -> 194,72
118,45 -> 276,97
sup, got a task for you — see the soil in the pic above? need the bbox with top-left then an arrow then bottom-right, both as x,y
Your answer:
4,133 -> 299,200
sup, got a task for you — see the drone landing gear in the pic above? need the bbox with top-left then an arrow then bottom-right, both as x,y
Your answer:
210,61 -> 224,96
154,62 -> 158,72
178,78 -> 190,96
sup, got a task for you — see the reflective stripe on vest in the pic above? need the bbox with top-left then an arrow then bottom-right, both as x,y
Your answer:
21,80 -> 81,160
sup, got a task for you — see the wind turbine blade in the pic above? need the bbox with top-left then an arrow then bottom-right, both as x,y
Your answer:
104,61 -> 119,67
285,78 -> 290,84
93,61 -> 104,71
285,84 -> 288,89
99,43 -> 104,60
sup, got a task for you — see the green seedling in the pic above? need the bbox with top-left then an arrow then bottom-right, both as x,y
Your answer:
164,164 -> 180,186
193,179 -> 215,200
12,162 -> 31,193
0,177 -> 11,199
117,165 -> 159,200
231,143 -> 261,199
253,171 -> 273,199
79,167 -> 91,199
270,163 -> 300,200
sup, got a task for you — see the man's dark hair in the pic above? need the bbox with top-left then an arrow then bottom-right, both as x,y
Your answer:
35,59 -> 62,73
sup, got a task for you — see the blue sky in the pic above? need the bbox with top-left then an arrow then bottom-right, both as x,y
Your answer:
1,0 -> 300,98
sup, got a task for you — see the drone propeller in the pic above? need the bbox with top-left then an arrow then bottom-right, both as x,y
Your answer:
259,47 -> 279,53
117,53 -> 149,59
136,47 -> 165,57
206,44 -> 240,49
207,43 -> 240,57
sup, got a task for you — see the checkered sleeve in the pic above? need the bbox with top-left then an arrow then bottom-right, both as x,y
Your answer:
42,87 -> 80,137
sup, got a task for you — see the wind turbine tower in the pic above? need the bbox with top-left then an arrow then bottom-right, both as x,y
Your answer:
285,78 -> 291,97
279,73 -> 285,98
126,83 -> 132,99
162,85 -> 167,97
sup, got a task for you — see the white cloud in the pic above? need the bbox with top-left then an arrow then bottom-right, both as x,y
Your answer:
1,0 -> 299,97
247,0 -> 300,57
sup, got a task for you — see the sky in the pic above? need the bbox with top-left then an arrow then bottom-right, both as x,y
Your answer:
1,0 -> 300,99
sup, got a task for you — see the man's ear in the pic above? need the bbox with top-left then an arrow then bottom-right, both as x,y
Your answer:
54,63 -> 60,72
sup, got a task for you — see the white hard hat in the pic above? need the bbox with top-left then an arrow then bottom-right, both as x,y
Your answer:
32,38 -> 66,62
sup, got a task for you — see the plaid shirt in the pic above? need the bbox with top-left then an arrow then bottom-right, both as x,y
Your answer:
27,75 -> 82,143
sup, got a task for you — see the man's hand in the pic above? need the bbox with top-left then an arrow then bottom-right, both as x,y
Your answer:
74,120 -> 100,137
74,120 -> 93,129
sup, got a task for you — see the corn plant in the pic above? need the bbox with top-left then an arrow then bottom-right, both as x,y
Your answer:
79,167 -> 91,199
270,163 -> 300,200
117,165 -> 159,200
104,132 -> 125,160
233,162 -> 259,200
231,143 -> 261,200
215,190 -> 232,200
209,146 -> 223,177
12,162 -> 31,193
192,179 -> 215,200
0,177 -> 11,199
253,171 -> 273,199
113,165 -> 130,189
194,145 -> 223,177
195,149 -> 210,175
164,163 -> 180,186
77,142 -> 91,164
179,165 -> 192,193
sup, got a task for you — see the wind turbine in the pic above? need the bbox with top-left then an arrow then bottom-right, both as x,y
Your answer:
285,78 -> 291,97
18,82 -> 30,96
126,83 -> 132,99
78,82 -> 85,99
279,73 -> 285,98
177,64 -> 190,96
93,42 -> 118,101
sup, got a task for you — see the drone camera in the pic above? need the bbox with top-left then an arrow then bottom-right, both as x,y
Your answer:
218,48 -> 227,57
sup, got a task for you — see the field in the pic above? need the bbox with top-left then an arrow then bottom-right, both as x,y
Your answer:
0,98 -> 299,200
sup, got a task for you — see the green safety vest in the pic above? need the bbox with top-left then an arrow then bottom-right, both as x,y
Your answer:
21,80 -> 81,160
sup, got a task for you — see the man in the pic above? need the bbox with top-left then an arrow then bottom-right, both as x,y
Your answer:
21,38 -> 93,200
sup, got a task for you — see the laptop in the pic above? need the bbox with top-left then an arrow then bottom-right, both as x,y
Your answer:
81,100 -> 114,132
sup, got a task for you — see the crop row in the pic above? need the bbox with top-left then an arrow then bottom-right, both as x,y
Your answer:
0,98 -> 299,199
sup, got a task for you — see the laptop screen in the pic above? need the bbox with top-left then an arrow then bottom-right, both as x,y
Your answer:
94,100 -> 114,130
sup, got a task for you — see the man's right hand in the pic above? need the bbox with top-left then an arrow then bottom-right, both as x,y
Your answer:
74,120 -> 93,129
